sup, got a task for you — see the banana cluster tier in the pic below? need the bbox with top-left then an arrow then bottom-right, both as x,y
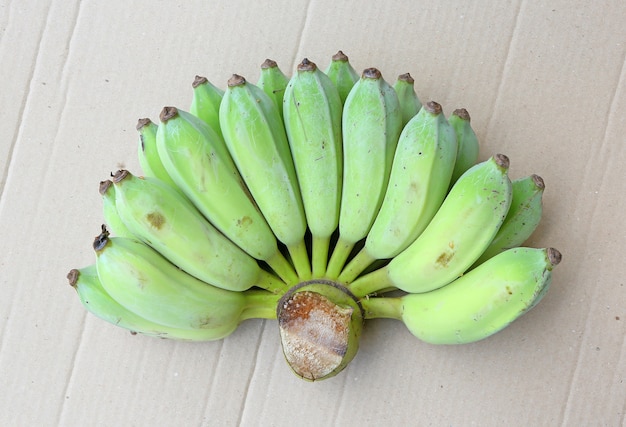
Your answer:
68,51 -> 561,381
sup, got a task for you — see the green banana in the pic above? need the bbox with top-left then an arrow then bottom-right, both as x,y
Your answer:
349,154 -> 512,296
283,58 -> 343,277
393,73 -> 422,127
189,75 -> 224,139
93,228 -> 279,337
325,68 -> 403,279
257,59 -> 290,120
324,50 -> 359,104
156,106 -> 298,285
448,108 -> 480,184
99,179 -> 133,238
111,169 -> 286,293
136,118 -> 177,188
473,174 -> 545,266
360,247 -> 562,344
220,74 -> 310,279
68,264 -> 244,340
339,101 -> 458,283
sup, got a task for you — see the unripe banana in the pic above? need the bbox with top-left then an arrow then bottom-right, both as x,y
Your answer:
393,73 -> 422,127
349,154 -> 512,296
93,228 -> 253,338
99,180 -> 133,238
156,106 -> 298,285
360,247 -> 562,344
68,264 -> 240,340
257,59 -> 290,120
189,75 -> 224,139
111,169 -> 286,293
324,50 -> 359,104
339,101 -> 458,283
325,68 -> 403,279
283,58 -> 343,277
136,118 -> 177,188
473,174 -> 545,266
220,74 -> 310,279
449,108 -> 480,184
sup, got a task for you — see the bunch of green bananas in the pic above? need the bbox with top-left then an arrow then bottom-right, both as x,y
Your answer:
68,51 -> 561,381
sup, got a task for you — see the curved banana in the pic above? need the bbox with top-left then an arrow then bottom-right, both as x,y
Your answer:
325,68 -> 403,279
156,106 -> 297,284
473,174 -> 545,266
349,154 -> 512,296
324,50 -> 359,104
136,118 -> 177,188
111,169 -> 286,293
339,101 -> 458,283
189,75 -> 224,139
219,74 -> 310,279
393,73 -> 422,127
360,247 -> 562,344
99,179 -> 133,238
93,228 -> 279,337
257,59 -> 290,120
448,108 -> 480,184
68,264 -> 235,340
283,58 -> 343,277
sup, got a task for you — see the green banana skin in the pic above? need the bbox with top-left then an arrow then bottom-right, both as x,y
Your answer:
220,74 -> 310,280
473,174 -> 545,266
349,154 -> 512,296
136,118 -> 178,188
189,75 -> 224,139
257,59 -> 289,121
68,264 -> 237,340
448,108 -> 480,185
326,67 -> 403,279
100,180 -> 134,238
339,101 -> 458,283
156,107 -> 297,285
283,58 -> 343,277
324,50 -> 359,104
393,73 -> 422,127
93,229 -> 248,336
360,247 -> 562,344
111,169 -> 286,293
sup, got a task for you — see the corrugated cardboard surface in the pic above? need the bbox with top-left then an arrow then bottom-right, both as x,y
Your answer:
1,0 -> 624,425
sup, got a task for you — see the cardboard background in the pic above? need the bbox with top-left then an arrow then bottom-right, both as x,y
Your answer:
1,0 -> 624,425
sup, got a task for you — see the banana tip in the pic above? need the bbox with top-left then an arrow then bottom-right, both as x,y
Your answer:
424,101 -> 442,115
532,174 -> 545,190
99,180 -> 113,195
494,153 -> 510,170
67,269 -> 79,287
332,50 -> 349,62
362,67 -> 381,79
227,74 -> 246,87
159,106 -> 178,122
547,248 -> 562,266
136,118 -> 152,131
298,58 -> 317,72
452,108 -> 471,121
261,59 -> 277,69
397,73 -> 414,84
111,169 -> 129,184
93,224 -> 110,252
192,75 -> 208,88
